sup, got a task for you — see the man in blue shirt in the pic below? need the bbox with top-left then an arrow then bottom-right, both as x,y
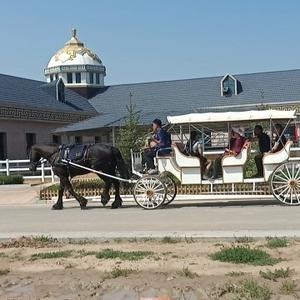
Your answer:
144,119 -> 171,173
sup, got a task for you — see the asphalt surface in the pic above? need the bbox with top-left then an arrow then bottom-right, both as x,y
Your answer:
1,199 -> 300,239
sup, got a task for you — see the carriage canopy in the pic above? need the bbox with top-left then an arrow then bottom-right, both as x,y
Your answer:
167,109 -> 297,125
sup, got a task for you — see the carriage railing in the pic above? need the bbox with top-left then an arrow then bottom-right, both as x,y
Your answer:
131,146 -> 300,176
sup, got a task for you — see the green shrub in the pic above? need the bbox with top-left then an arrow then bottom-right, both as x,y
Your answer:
240,279 -> 271,300
280,280 -> 297,295
31,250 -> 73,260
266,237 -> 288,248
110,267 -> 136,278
210,245 -> 280,265
260,268 -> 292,281
0,175 -> 23,185
95,249 -> 152,261
161,236 -> 181,244
177,266 -> 198,278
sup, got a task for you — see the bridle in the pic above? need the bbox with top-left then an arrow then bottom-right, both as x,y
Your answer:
29,148 -> 46,168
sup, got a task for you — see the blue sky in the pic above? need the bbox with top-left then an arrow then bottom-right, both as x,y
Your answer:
1,0 -> 300,85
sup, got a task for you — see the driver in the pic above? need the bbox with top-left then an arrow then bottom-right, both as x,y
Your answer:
143,119 -> 171,174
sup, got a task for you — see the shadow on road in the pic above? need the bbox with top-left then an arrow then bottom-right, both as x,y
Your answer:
61,199 -> 281,210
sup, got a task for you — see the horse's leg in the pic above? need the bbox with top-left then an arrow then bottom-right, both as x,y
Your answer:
111,179 -> 123,209
52,178 -> 65,210
63,178 -> 88,210
99,176 -> 111,206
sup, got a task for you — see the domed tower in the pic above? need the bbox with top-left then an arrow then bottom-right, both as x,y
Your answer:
44,29 -> 106,98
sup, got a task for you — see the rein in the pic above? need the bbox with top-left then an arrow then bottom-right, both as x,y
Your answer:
30,147 -> 60,167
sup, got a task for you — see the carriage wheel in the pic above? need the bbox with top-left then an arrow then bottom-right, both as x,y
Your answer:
133,176 -> 166,209
270,161 -> 300,206
160,175 -> 177,206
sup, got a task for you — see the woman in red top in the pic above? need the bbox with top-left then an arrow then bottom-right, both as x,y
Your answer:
210,127 -> 246,179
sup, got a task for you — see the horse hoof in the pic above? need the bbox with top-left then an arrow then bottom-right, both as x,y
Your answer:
111,201 -> 122,209
52,205 -> 63,210
80,199 -> 88,206
101,200 -> 108,206
80,205 -> 88,210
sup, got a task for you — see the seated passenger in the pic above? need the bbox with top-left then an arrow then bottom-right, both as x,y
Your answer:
253,125 -> 271,177
210,127 -> 246,180
184,131 -> 209,176
270,123 -> 287,153
143,119 -> 171,174
184,131 -> 202,156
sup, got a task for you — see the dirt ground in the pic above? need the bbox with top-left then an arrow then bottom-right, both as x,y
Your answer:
0,236 -> 300,299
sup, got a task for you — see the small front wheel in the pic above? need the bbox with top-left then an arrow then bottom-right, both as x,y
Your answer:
133,176 -> 166,209
270,161 -> 300,206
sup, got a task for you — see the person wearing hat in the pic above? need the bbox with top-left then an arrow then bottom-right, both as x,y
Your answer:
143,119 -> 171,173
210,126 -> 246,179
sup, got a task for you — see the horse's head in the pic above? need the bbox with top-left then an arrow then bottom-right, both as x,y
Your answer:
28,145 -> 42,172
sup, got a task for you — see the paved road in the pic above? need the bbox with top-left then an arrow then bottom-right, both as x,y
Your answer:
1,199 -> 300,239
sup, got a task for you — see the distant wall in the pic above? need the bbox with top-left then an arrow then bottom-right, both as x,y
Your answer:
0,119 -> 68,159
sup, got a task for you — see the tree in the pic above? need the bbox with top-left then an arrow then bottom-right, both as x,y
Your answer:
116,98 -> 144,164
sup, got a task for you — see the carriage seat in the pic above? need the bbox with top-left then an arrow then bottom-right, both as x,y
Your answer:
172,144 -> 201,167
59,144 -> 89,163
221,140 -> 251,183
174,142 -> 185,153
262,139 -> 293,181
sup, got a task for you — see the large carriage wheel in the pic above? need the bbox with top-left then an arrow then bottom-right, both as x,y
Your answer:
270,161 -> 300,206
133,176 -> 166,209
160,175 -> 177,206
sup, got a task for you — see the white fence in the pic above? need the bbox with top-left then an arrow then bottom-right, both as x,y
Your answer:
0,159 -> 56,183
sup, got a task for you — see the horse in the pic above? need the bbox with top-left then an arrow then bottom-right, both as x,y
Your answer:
29,144 -> 129,210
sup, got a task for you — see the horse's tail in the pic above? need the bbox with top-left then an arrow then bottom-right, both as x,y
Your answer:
112,147 -> 130,179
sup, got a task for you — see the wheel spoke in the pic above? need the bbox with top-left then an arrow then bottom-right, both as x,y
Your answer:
282,187 -> 291,203
278,185 -> 290,197
272,184 -> 289,192
294,165 -> 300,180
284,165 -> 292,179
274,174 -> 289,182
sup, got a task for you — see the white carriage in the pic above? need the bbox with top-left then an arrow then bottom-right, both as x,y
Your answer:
131,109 -> 300,209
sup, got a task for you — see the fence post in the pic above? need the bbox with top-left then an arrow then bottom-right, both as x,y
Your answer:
51,167 -> 55,183
5,159 -> 10,176
41,162 -> 45,182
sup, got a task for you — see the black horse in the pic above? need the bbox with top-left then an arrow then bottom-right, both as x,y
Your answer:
29,144 -> 129,210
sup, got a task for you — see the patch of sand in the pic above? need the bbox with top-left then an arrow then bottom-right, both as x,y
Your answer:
0,238 -> 300,299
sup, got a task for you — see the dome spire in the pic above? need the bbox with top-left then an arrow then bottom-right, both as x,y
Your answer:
72,28 -> 77,38
65,28 -> 83,47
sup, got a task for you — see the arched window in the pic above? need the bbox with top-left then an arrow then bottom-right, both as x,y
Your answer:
221,74 -> 238,96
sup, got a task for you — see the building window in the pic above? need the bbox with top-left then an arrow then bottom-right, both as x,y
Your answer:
0,132 -> 7,160
52,135 -> 62,144
75,72 -> 81,83
89,72 -> 94,84
67,72 -> 73,83
56,79 -> 65,102
96,73 -> 100,84
75,136 -> 82,144
221,74 -> 238,96
50,74 -> 53,82
26,133 -> 36,151
95,136 -> 101,144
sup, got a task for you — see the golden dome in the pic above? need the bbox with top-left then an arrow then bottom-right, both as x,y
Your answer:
47,29 -> 102,68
